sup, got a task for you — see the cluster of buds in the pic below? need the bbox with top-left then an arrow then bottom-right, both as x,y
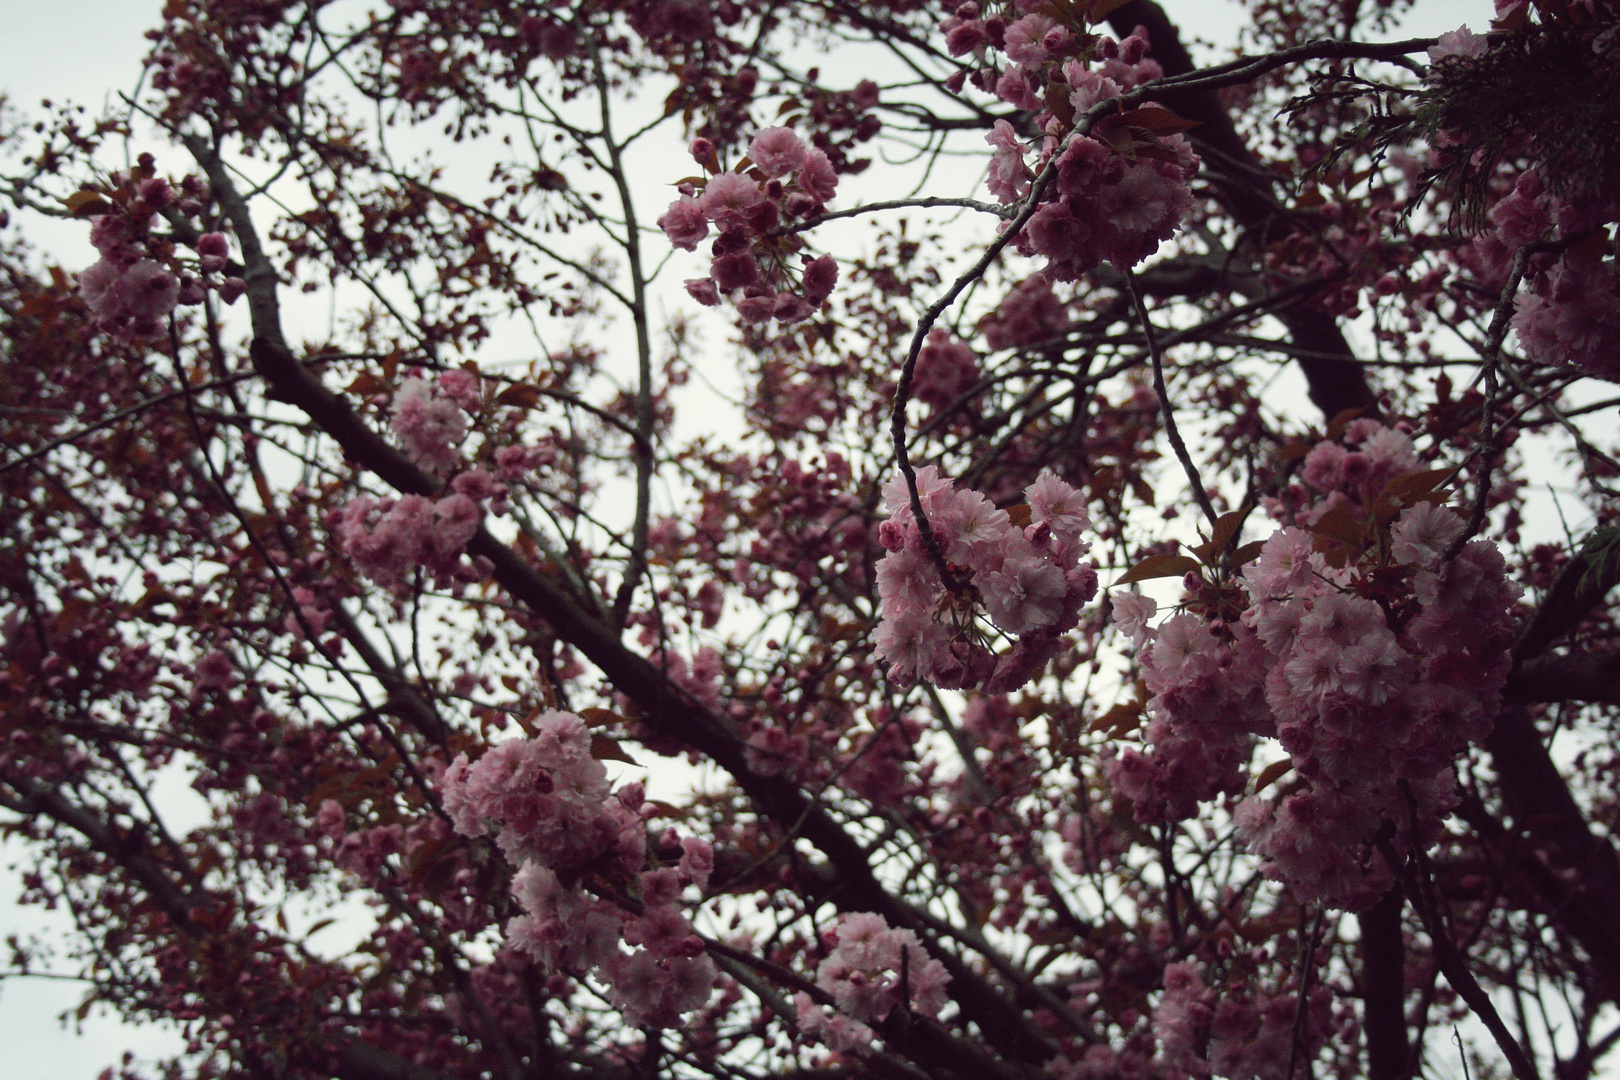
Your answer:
74,153 -> 245,343
659,127 -> 840,324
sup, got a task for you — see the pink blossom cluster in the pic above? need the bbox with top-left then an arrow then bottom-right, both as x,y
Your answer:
391,375 -> 471,476
980,275 -> 1071,351
658,127 -> 840,324
1148,961 -> 1332,1080
938,8 -> 1198,278
78,249 -> 181,344
1012,101 -> 1198,279
1514,251 -> 1620,382
335,491 -> 482,587
78,162 -> 247,344
333,374 -> 509,587
440,711 -> 718,1028
1104,611 -> 1270,825
793,912 -> 950,1054
912,329 -> 982,416
1111,425 -> 1521,908
1263,196 -> 1399,320
873,467 -> 1098,693
1297,417 -> 1423,511
1233,519 -> 1516,907
732,453 -> 867,606
1459,159 -> 1620,383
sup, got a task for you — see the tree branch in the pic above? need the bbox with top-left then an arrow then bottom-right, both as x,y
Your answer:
1107,1 -> 1382,419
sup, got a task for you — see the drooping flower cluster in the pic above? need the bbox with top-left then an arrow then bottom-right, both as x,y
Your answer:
793,912 -> 951,1054
941,10 -> 1199,278
1458,168 -> 1620,382
873,467 -> 1098,693
335,491 -> 482,587
76,156 -> 247,343
1146,961 -> 1332,1080
1514,249 -> 1620,382
659,127 -> 840,324
1423,9 -> 1620,382
1012,98 -> 1199,278
441,710 -> 717,1028
1110,422 -> 1521,908
332,374 -> 514,588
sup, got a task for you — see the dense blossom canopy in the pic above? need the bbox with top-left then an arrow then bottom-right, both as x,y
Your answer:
3,2 -> 1620,1080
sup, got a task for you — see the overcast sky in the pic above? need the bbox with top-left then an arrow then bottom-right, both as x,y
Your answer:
0,1 -> 1486,1077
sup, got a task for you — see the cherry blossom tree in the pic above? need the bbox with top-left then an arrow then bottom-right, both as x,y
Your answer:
3,1 -> 1620,1079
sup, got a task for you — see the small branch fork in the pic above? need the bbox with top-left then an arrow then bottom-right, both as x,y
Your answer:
1380,789 -> 1541,1080
1125,265 -> 1218,527
1445,231 -> 1598,562
887,35 -> 1436,580
1443,246 -> 1531,562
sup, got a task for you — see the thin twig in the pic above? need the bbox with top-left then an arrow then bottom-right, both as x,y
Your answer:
1125,266 -> 1218,526
1444,246 -> 1530,561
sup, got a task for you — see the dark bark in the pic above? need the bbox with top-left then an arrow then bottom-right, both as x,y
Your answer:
1107,1 -> 1380,419
1506,650 -> 1620,705
190,130 -> 1060,1072
1482,708 -> 1620,1002
1359,890 -> 1410,1080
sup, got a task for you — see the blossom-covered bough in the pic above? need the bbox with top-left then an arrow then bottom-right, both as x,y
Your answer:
3,1 -> 1620,1079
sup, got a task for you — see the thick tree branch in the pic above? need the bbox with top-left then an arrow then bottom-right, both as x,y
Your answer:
1514,524 -> 1620,663
1107,1 -> 1381,419
0,777 -> 202,936
1506,650 -> 1620,706
1359,890 -> 1410,1080
192,125 -> 1060,1072
1482,708 -> 1620,1004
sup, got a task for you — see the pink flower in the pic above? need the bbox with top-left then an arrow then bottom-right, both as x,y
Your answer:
747,126 -> 807,178
796,148 -> 838,204
1389,503 -> 1464,568
391,377 -> 468,477
657,196 -> 709,250
986,120 -> 1033,203
1111,590 -> 1157,645
698,173 -> 763,230
802,254 -> 838,304
1026,470 -> 1089,539
1003,13 -> 1062,64
913,329 -> 981,413
80,258 -> 181,342
1241,528 -> 1316,601
684,277 -> 721,306
1144,614 -> 1220,688
1428,25 -> 1486,64
711,252 -> 760,292
994,68 -> 1043,110
873,608 -> 953,685
678,836 -> 714,890
980,554 -> 1067,634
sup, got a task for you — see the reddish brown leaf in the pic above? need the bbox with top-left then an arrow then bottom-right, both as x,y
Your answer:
590,734 -> 640,766
1115,553 -> 1201,586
